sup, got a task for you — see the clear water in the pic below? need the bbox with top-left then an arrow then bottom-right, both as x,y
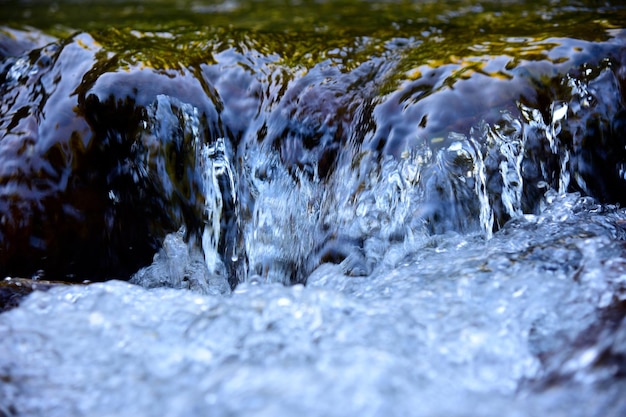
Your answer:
1,0 -> 626,415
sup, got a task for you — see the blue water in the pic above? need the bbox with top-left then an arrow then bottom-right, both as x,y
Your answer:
2,1 -> 626,415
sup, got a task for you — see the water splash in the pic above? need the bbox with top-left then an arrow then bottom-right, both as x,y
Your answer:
187,59 -> 626,287
201,137 -> 239,283
3,191 -> 626,417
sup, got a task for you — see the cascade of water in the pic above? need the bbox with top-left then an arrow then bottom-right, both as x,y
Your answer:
201,137 -> 239,283
242,151 -> 321,285
468,135 -> 495,238
551,101 -> 570,194
494,116 -> 524,218
2,21 -> 626,288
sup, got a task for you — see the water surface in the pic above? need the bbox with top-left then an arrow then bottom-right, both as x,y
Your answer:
1,1 -> 626,416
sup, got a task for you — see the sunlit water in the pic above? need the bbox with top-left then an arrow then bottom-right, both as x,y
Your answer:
1,1 -> 626,416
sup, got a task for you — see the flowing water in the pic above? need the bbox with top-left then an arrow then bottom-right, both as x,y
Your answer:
1,0 -> 626,415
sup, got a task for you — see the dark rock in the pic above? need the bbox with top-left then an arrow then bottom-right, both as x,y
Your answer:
0,278 -> 60,313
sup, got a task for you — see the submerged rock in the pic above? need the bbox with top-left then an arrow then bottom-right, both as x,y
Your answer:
0,32 -> 213,282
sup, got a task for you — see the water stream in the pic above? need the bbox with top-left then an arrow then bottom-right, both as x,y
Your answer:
1,1 -> 626,415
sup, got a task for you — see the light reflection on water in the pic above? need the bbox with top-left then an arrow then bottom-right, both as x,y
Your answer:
1,1 -> 626,415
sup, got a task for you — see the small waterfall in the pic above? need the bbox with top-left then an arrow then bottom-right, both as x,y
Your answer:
200,139 -> 227,276
2,24 -> 625,287
3,5 -> 626,416
550,101 -> 570,194
469,136 -> 495,239
201,137 -> 241,287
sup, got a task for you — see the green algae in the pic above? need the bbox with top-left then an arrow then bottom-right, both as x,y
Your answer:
3,0 -> 625,104
2,1 -> 626,67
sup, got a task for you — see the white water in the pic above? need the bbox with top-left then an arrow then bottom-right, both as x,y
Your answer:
2,192 -> 626,417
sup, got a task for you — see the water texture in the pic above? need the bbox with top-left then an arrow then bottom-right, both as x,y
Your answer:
2,193 -> 626,416
1,0 -> 626,415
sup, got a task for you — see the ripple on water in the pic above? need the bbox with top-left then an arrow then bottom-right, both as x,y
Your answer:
2,2 -> 626,415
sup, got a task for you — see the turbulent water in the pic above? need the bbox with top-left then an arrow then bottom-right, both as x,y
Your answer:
1,0 -> 626,415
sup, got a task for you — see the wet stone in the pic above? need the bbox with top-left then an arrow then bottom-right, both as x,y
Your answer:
0,21 -> 626,285
0,278 -> 66,313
